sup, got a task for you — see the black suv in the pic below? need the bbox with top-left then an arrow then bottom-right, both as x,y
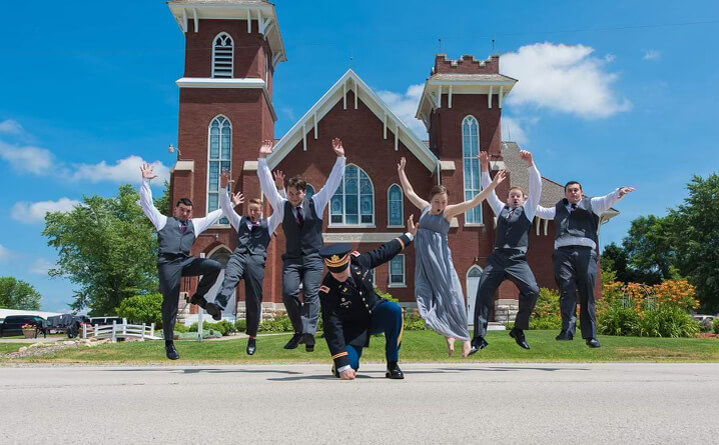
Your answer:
0,315 -> 47,337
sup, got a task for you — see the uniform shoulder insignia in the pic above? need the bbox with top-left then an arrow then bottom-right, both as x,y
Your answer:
320,285 -> 330,294
351,251 -> 360,257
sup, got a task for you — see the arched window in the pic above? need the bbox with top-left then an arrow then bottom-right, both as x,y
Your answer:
466,265 -> 483,322
330,164 -> 374,225
212,33 -> 233,78
387,184 -> 404,227
208,116 -> 232,223
462,115 -> 482,224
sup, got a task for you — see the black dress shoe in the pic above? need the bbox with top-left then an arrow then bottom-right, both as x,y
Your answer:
246,337 -> 256,355
299,333 -> 315,352
509,328 -> 530,350
386,361 -> 404,379
189,294 -> 208,310
555,330 -> 574,341
586,338 -> 601,348
165,343 -> 179,360
205,302 -> 222,321
467,336 -> 489,356
284,333 -> 302,350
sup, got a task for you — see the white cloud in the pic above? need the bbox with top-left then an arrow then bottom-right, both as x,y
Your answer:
11,198 -> 81,224
0,244 -> 10,262
376,84 -> 428,139
501,116 -> 529,145
30,258 -> 54,275
71,155 -> 170,184
501,42 -> 631,118
643,50 -> 661,61
0,141 -> 55,174
0,119 -> 24,135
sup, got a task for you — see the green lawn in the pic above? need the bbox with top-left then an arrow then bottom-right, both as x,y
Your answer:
2,330 -> 718,364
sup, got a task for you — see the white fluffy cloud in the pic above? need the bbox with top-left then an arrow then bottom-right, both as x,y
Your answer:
501,116 -> 529,145
11,198 -> 81,224
30,258 -> 54,275
377,84 -> 428,139
0,244 -> 10,262
71,155 -> 170,184
501,43 -> 631,118
0,141 -> 56,175
0,119 -> 23,135
643,50 -> 661,61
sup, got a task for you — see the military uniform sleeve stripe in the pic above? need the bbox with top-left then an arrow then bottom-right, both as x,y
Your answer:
332,351 -> 348,359
320,285 -> 330,293
395,237 -> 405,250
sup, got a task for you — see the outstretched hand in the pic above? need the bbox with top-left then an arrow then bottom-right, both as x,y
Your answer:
331,138 -> 345,157
477,152 -> 489,171
258,139 -> 274,158
491,170 -> 507,186
519,150 -> 534,166
618,187 -> 635,198
220,170 -> 235,189
140,163 -> 157,180
231,192 -> 244,207
406,214 -> 419,237
397,157 -> 407,173
273,170 -> 285,189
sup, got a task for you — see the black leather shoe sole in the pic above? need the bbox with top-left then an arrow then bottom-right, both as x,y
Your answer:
385,371 -> 404,379
205,303 -> 222,321
509,330 -> 530,350
189,294 -> 207,310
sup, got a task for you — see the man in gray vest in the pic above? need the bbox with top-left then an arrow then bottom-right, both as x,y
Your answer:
139,163 -> 224,360
204,172 -> 281,355
536,182 -> 634,347
257,138 -> 346,351
470,150 -> 542,354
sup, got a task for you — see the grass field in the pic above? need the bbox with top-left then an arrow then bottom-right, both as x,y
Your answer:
1,330 -> 718,364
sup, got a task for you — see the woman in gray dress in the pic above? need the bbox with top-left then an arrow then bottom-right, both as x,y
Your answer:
397,157 -> 505,357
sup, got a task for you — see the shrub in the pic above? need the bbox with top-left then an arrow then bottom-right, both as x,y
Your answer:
598,304 -> 641,336
258,315 -> 294,332
713,317 -> 719,335
115,294 -> 163,327
376,288 -> 398,303
173,323 -> 189,333
529,288 -> 562,330
235,319 -> 247,332
403,309 -> 427,330
637,305 -> 701,338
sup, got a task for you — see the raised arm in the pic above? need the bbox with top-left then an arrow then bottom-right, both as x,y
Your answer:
591,187 -> 635,215
397,157 -> 430,211
534,205 -> 556,220
257,140 -> 286,215
138,163 -> 167,231
521,150 -> 543,220
356,215 -> 417,270
273,169 -> 287,199
191,208 -> 223,235
311,138 -> 347,216
445,170 -> 506,220
219,172 -> 242,231
478,152 -> 505,216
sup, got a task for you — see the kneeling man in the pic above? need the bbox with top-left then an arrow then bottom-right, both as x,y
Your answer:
319,216 -> 417,380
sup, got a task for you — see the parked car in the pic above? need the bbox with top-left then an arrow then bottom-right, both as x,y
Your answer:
88,316 -> 124,326
0,315 -> 47,337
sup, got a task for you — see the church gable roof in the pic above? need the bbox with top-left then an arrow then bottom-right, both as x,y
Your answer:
267,69 -> 438,171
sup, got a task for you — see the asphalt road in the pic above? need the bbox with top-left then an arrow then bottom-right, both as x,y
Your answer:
1,363 -> 717,443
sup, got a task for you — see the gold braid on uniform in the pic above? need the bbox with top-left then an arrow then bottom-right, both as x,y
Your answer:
332,351 -> 348,359
395,237 -> 405,250
324,254 -> 350,268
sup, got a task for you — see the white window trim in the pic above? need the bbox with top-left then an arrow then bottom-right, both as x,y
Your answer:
462,115 -> 483,225
387,183 -> 404,228
329,163 -> 375,227
207,115 -> 232,223
211,32 -> 234,79
388,254 -> 406,288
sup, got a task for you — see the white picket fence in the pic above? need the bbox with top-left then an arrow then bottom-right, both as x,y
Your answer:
82,319 -> 160,342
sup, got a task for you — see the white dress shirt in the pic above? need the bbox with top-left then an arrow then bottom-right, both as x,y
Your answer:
534,189 -> 624,250
257,157 -> 346,220
481,164 -> 542,253
219,188 -> 281,235
138,179 -> 223,234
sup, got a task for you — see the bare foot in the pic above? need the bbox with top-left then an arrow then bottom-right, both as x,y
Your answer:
461,340 -> 471,358
445,337 -> 455,357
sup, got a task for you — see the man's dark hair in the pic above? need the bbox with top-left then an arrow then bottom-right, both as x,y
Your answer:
176,198 -> 193,207
287,175 -> 307,192
564,181 -> 582,192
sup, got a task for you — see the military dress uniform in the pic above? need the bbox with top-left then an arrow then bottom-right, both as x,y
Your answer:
319,233 -> 413,379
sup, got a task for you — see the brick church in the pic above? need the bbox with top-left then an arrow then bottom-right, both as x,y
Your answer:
165,0 -> 617,324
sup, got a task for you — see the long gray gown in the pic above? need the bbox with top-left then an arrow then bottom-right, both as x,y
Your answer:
413,206 -> 470,340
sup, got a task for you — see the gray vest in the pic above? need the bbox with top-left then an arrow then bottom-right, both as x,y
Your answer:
495,206 -> 532,249
157,217 -> 196,260
235,216 -> 271,258
282,198 -> 323,259
554,197 -> 599,243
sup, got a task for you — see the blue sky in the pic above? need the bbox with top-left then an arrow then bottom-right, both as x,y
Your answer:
0,0 -> 717,312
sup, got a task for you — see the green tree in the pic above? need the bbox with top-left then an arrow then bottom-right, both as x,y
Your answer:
621,215 -> 676,284
0,277 -> 42,310
42,184 -> 159,315
668,174 -> 719,311
115,293 -> 163,327
154,180 -> 171,216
